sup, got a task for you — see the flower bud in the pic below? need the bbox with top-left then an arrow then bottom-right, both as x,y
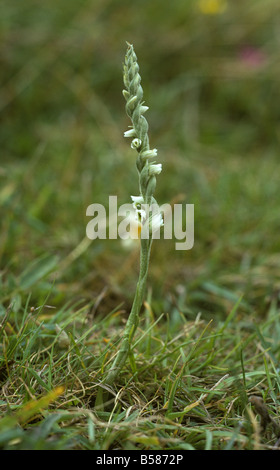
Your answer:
140,148 -> 158,159
148,163 -> 162,176
126,95 -> 138,111
122,89 -> 130,101
139,105 -> 149,114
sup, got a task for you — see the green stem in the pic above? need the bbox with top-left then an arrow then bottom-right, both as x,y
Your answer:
98,44 -> 161,394
104,237 -> 152,386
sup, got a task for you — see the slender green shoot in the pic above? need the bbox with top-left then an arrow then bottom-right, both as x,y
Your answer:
104,43 -> 163,386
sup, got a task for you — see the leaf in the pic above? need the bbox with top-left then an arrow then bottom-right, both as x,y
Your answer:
0,386 -> 65,430
19,254 -> 58,290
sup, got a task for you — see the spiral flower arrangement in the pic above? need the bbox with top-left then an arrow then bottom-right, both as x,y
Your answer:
123,42 -> 163,233
104,43 -> 163,387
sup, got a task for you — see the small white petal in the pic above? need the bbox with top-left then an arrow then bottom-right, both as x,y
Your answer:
141,148 -> 158,158
124,129 -> 136,138
150,213 -> 164,232
149,163 -> 162,175
131,195 -> 144,204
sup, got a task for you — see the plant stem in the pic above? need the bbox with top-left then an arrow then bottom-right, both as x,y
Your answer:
105,237 -> 152,386
100,43 -> 161,391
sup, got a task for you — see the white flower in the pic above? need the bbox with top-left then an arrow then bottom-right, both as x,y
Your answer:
131,195 -> 144,205
124,129 -> 136,138
135,208 -> 147,223
148,163 -> 162,176
131,138 -> 142,150
149,212 -> 164,233
141,148 -> 158,158
131,196 -> 147,223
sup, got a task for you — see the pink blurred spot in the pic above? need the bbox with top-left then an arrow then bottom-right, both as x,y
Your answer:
239,46 -> 267,68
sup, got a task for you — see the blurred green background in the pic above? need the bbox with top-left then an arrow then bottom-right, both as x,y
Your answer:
1,0 -> 280,320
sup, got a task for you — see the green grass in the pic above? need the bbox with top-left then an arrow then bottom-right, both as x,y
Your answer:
1,296 -> 280,450
1,0 -> 280,450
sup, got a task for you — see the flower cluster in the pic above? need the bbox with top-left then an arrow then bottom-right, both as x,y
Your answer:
123,43 -> 163,234
131,195 -> 164,234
